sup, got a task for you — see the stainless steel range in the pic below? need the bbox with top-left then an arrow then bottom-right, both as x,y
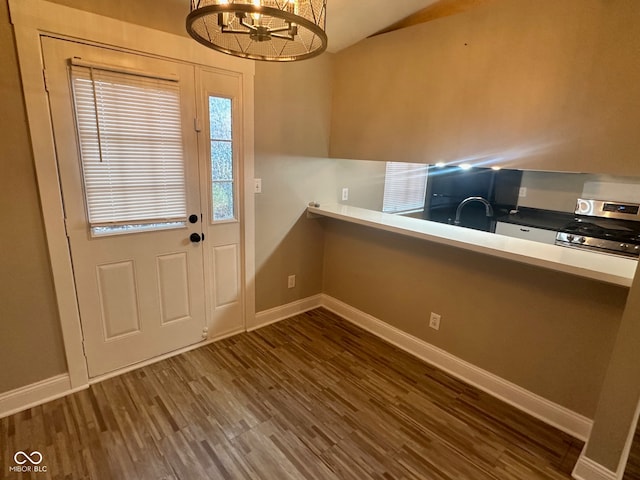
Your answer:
555,199 -> 640,257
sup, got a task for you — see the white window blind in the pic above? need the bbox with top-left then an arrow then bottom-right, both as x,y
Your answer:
71,64 -> 187,229
382,162 -> 428,214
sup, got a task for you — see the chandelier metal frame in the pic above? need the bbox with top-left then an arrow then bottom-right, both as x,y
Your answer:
186,1 -> 328,62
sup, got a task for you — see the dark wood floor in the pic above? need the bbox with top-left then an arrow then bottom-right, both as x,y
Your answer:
1,308 -> 582,480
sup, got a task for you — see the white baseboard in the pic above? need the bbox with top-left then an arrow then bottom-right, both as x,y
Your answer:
0,329 -> 246,417
320,294 -> 593,441
0,294 -> 593,448
88,331 -> 244,385
0,296 -> 322,419
0,373 -> 85,419
251,294 -> 323,331
573,448 -> 617,480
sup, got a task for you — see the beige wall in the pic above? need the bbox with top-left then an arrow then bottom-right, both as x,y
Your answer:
0,0 -> 67,392
517,171 -> 591,213
47,0 -> 189,37
583,175 -> 640,205
335,159 -> 387,211
322,219 -> 627,417
327,1 -> 640,469
0,0 -> 193,394
330,0 -> 640,177
0,0 -> 198,394
518,171 -> 640,213
254,56 -> 336,312
586,270 -> 640,470
2,0 -> 336,389
4,0 -> 640,473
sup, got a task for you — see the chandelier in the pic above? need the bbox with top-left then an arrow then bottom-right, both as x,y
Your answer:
186,0 -> 328,62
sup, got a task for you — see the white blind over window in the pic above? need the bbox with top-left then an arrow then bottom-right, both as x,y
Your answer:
382,162 -> 429,214
71,65 -> 187,227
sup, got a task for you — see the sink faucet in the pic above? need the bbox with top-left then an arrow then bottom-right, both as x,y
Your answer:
454,196 -> 494,225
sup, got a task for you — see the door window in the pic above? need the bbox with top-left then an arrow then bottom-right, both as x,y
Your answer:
71,63 -> 188,235
209,96 -> 236,222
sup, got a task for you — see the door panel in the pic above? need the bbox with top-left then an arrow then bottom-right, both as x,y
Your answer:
42,37 -> 207,377
212,244 -> 240,307
157,253 -> 192,324
97,261 -> 140,339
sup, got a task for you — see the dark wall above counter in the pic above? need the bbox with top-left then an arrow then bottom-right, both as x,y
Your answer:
334,160 -> 640,253
497,207 -> 575,232
423,165 -> 522,232
420,166 -> 585,236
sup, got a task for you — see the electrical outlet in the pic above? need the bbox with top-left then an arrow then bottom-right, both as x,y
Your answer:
341,187 -> 349,201
254,178 -> 262,194
429,312 -> 441,331
518,187 -> 527,198
287,274 -> 296,289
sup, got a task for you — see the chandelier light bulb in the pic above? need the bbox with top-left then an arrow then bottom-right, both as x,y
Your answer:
251,0 -> 261,21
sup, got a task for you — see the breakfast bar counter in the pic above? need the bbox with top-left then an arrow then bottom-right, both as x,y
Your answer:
308,203 -> 638,287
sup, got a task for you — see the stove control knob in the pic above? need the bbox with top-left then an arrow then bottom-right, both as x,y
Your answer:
620,243 -> 629,250
578,237 -> 586,244
634,245 -> 640,252
567,234 -> 575,242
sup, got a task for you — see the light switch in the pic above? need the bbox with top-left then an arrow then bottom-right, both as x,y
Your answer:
254,178 -> 262,194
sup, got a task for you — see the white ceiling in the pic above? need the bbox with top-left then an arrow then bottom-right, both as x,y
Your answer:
325,0 -> 440,52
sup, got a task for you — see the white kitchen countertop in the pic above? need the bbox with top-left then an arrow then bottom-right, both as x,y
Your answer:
308,204 -> 638,287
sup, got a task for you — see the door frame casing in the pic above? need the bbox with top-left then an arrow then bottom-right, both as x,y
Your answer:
9,0 -> 256,389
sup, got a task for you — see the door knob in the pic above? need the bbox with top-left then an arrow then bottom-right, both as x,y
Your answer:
189,214 -> 199,224
190,233 -> 201,243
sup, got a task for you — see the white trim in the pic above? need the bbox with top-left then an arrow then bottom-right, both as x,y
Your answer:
0,374 -> 86,419
240,70 -> 256,332
11,9 -> 89,390
250,294 -> 323,331
249,294 -> 593,440
8,0 -> 255,74
613,390 -> 640,479
573,447 -> 617,480
575,395 -> 640,480
1,294 -> 595,449
0,328 -> 246,419
8,0 -> 255,389
320,294 -> 593,441
88,329 -> 244,385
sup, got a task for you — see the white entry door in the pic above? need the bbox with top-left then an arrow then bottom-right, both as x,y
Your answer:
42,37 -> 211,377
